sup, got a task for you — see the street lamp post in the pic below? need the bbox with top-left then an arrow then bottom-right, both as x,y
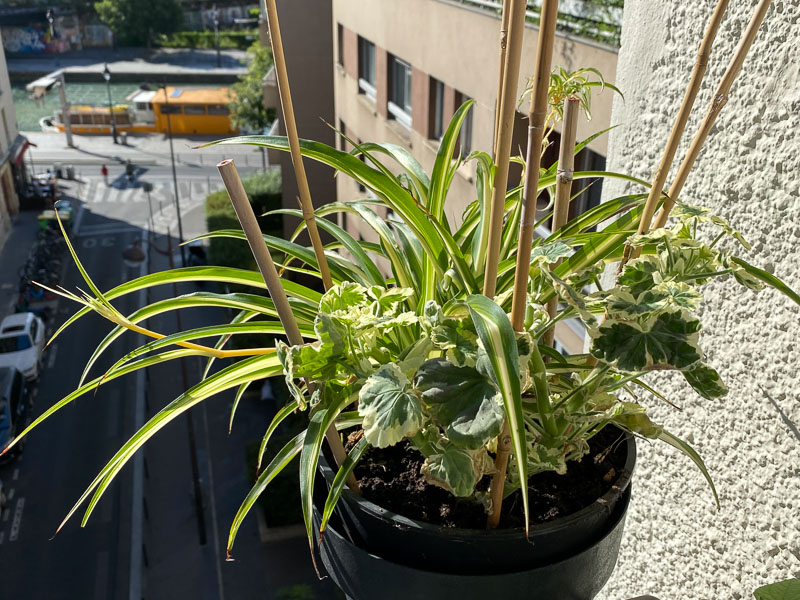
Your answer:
161,85 -> 187,268
102,64 -> 119,144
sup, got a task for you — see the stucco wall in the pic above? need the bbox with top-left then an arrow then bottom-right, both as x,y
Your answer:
598,2 -> 800,599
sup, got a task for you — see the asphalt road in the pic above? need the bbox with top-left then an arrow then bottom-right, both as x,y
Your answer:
0,168 -> 339,600
0,215 -> 140,599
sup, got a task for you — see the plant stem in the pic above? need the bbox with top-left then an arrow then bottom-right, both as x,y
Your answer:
483,0 -> 527,298
650,0 -> 772,231
543,97 -> 580,348
217,159 -> 357,492
488,0 -> 560,531
618,0 -> 729,270
264,0 -> 334,291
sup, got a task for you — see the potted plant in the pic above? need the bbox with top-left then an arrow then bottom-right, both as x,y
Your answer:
5,0 -> 797,598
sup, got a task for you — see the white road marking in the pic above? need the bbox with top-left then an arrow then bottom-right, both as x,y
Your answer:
9,497 -> 24,541
47,344 -> 58,369
7,488 -> 14,501
12,468 -> 19,481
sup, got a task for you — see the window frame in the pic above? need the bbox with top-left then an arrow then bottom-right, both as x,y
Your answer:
454,90 -> 473,155
358,36 -> 376,100
388,55 -> 412,129
430,77 -> 445,140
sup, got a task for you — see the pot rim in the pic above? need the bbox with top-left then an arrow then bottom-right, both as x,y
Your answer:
331,430 -> 636,539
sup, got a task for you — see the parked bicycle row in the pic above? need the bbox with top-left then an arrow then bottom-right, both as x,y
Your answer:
15,214 -> 71,322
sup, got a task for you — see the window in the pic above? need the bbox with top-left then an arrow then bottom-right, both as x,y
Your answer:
358,36 -> 376,99
135,102 -> 148,111
338,119 -> 347,152
357,138 -> 366,192
337,23 -> 344,67
161,105 -> 182,114
29,319 -> 38,343
430,77 -> 445,140
0,335 -> 32,353
184,105 -> 207,115
388,56 -> 412,128
454,91 -> 473,155
208,105 -> 230,115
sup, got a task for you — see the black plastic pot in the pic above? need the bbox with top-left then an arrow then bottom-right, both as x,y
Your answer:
321,434 -> 636,574
317,487 -> 631,600
317,434 -> 636,599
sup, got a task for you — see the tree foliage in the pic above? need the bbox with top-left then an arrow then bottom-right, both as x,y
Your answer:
229,41 -> 275,134
94,0 -> 183,47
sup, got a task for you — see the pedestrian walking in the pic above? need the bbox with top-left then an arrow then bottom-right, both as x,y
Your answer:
101,164 -> 109,186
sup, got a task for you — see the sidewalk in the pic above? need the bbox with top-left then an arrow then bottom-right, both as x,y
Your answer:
25,131 -> 272,171
8,47 -> 247,82
0,211 -> 41,316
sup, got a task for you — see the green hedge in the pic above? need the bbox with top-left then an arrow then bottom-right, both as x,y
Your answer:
204,169 -> 282,270
156,30 -> 258,50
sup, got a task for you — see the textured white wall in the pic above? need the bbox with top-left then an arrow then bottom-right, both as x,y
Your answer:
598,1 -> 800,599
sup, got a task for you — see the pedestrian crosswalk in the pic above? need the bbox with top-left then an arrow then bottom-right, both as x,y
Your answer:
67,175 -> 226,238
77,177 -> 223,207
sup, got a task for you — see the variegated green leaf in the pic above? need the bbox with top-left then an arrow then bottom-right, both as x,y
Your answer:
228,430 -> 305,557
319,436 -> 370,536
464,295 -> 529,531
683,363 -> 728,399
728,257 -> 800,306
659,429 -> 719,509
421,444 -> 494,497
591,309 -> 703,372
358,363 -> 424,448
415,358 -> 504,450
530,241 -> 573,265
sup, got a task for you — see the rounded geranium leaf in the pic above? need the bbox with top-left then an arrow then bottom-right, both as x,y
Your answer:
358,363 -> 424,448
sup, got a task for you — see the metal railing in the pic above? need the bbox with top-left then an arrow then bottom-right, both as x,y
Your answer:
450,0 -> 623,47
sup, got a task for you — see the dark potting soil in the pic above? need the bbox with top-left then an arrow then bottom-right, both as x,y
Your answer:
347,425 -> 629,530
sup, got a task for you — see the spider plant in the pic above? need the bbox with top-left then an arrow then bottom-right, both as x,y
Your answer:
4,94 -> 798,559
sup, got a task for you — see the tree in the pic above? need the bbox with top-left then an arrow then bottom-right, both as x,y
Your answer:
94,0 -> 182,47
229,41 -> 275,134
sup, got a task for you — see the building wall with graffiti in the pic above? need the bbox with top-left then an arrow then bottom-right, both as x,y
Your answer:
0,11 -> 82,54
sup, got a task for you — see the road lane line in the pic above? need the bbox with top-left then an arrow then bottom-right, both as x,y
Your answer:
47,344 -> 58,369
12,468 -> 18,481
201,394 -> 225,600
7,488 -> 14,501
9,497 -> 24,541
128,239 -> 147,600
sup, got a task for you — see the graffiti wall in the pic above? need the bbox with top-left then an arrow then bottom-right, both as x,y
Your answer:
1,16 -> 80,54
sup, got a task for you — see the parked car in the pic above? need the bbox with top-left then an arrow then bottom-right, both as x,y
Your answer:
0,366 -> 29,460
0,313 -> 45,381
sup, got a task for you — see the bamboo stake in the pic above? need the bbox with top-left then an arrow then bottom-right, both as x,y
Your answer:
264,0 -> 333,291
487,0 -> 560,530
650,0 -> 772,231
218,159 -> 358,491
543,96 -> 579,349
483,0 -> 527,298
492,0 -> 512,162
619,0 -> 729,269
510,0 -> 559,331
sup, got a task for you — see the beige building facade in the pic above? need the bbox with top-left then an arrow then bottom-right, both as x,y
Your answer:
331,0 -> 619,350
0,29 -> 23,251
